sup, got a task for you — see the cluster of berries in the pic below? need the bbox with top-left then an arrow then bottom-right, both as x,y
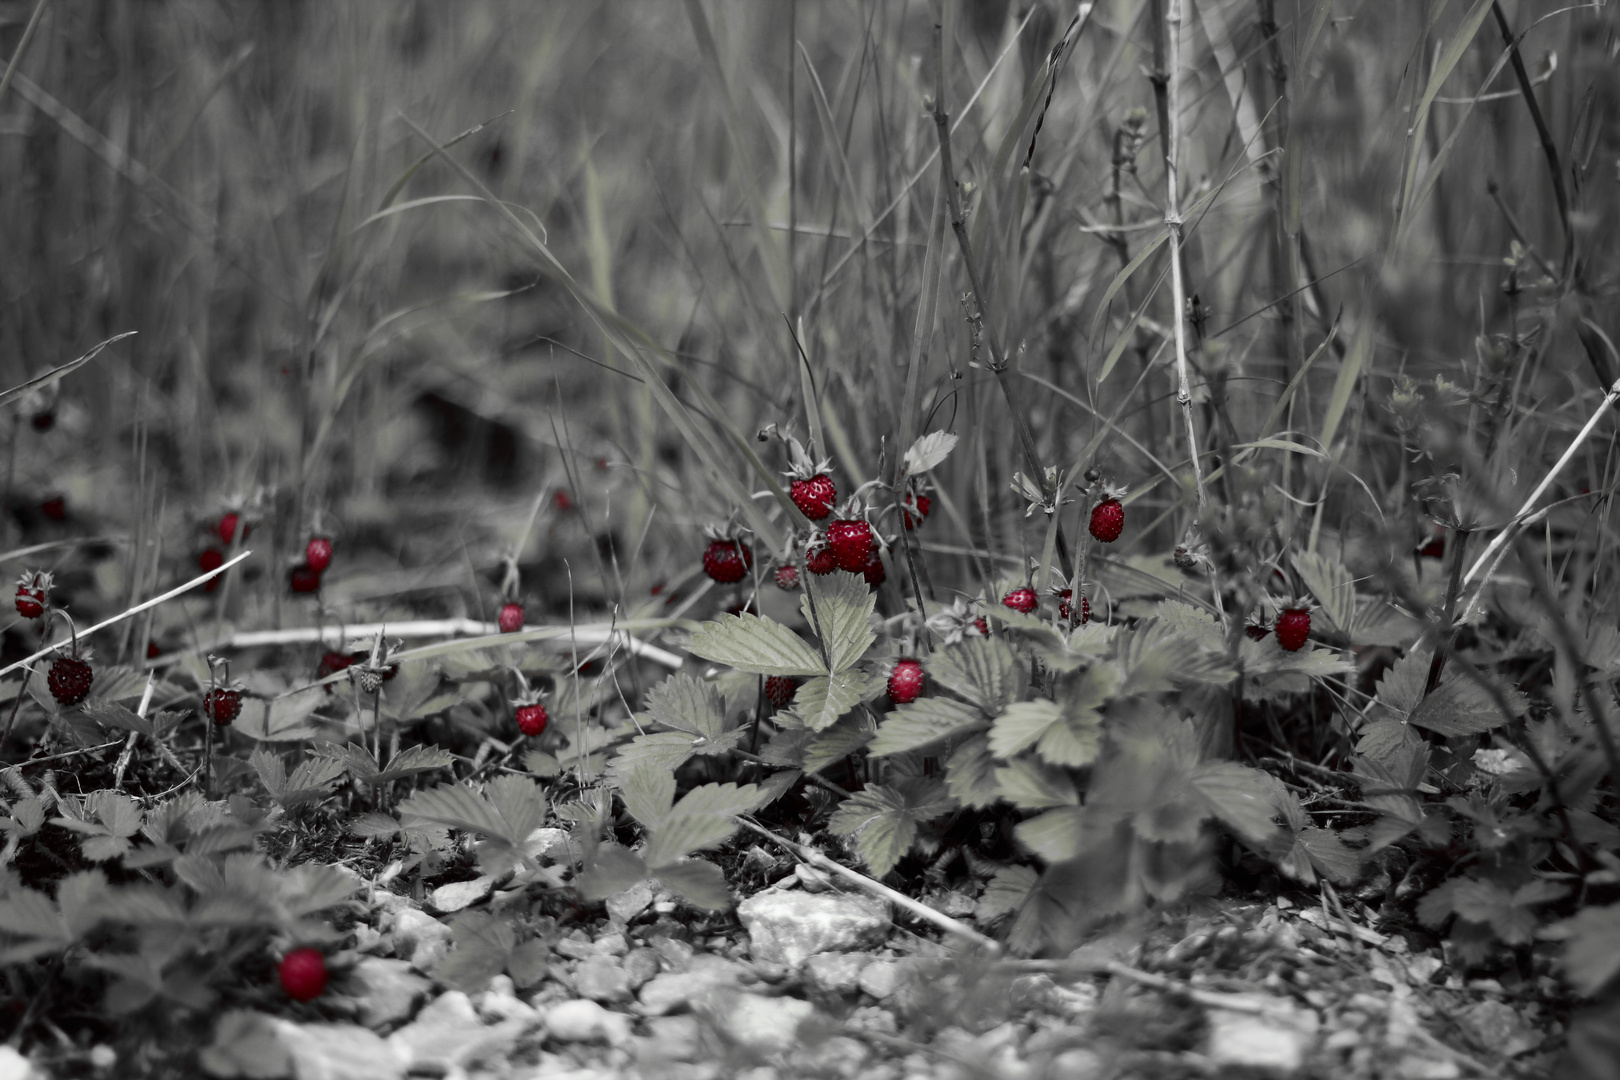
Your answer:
14,571 -> 97,708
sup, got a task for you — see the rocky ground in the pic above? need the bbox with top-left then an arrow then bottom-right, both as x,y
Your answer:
33,849 -> 1546,1080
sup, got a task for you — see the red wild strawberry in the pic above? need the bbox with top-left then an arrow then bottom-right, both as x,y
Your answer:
516,702 -> 549,737
1418,536 -> 1444,559
1245,622 -> 1270,641
903,493 -> 931,530
790,474 -> 837,521
774,565 -> 800,591
973,616 -> 989,636
1089,498 -> 1125,543
204,688 -> 242,726
13,572 -> 48,620
40,496 -> 65,521
30,411 -> 53,432
887,659 -> 925,704
47,656 -> 93,707
217,513 -> 243,546
554,489 -> 573,512
1275,607 -> 1311,652
861,548 -> 886,589
826,519 -> 873,573
289,564 -> 322,594
199,547 -> 226,592
146,641 -> 161,660
806,542 -> 838,576
278,948 -> 327,1002
702,538 -> 753,584
764,675 -> 796,708
304,536 -> 333,572
1002,588 -> 1038,615
498,602 -> 525,633
1058,589 -> 1089,624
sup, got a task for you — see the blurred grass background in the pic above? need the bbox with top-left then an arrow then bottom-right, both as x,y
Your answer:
0,0 -> 1615,649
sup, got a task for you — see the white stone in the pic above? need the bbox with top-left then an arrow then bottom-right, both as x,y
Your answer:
388,991 -> 531,1071
858,959 -> 900,999
736,890 -> 889,969
344,957 -> 430,1028
0,1047 -> 34,1080
805,952 -> 870,997
573,957 -> 632,1002
708,992 -> 816,1055
389,907 -> 452,970
427,876 -> 495,914
637,955 -> 752,1016
544,998 -> 633,1045
271,1021 -> 408,1080
1206,1001 -> 1320,1072
605,878 -> 656,923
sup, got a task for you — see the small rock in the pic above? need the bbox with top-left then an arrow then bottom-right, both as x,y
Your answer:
795,864 -> 833,892
0,1049 -> 31,1080
623,948 -> 660,989
638,955 -> 752,1016
606,879 -> 656,923
554,931 -> 596,961
650,935 -> 695,970
200,1010 -> 290,1079
389,907 -> 453,971
272,1021 -> 407,1080
476,975 -> 540,1024
709,992 -> 816,1054
1397,1060 -> 1463,1080
785,1034 -> 868,1076
574,957 -> 632,1003
1045,1048 -> 1104,1079
634,1015 -> 705,1065
427,876 -> 496,914
1457,999 -> 1537,1057
524,826 -> 570,862
805,952 -> 870,997
859,959 -> 900,1000
389,991 -> 531,1071
344,957 -> 430,1029
1206,1000 -> 1320,1072
545,999 -> 633,1045
736,890 -> 889,970
592,928 -> 630,957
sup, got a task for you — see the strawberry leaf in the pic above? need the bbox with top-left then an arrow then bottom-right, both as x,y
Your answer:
801,712 -> 876,774
687,613 -> 826,676
641,782 -> 763,867
1189,761 -> 1294,853
827,779 -> 955,877
994,758 -> 1079,810
1013,806 -> 1086,863
926,635 -> 1019,713
616,761 -> 677,831
976,864 -> 1038,922
901,431 -> 958,476
989,701 -> 1062,759
943,736 -> 999,809
1544,903 -> 1620,996
607,731 -> 706,783
801,572 -> 877,673
1291,550 -> 1357,635
645,673 -> 730,741
789,669 -> 868,732
1408,672 -> 1523,737
252,748 -> 346,810
870,698 -> 986,757
575,844 -> 650,900
652,858 -> 732,910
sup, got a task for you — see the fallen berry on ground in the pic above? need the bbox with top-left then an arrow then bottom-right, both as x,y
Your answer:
146,641 -> 161,660
278,948 -> 327,1002
554,489 -> 573,512
498,602 -> 524,633
887,659 -> 924,704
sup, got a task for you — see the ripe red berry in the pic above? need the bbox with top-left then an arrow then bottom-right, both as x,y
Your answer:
289,564 -> 322,594
806,542 -> 838,576
1275,608 -> 1311,652
1245,623 -> 1270,641
217,513 -> 242,546
1002,588 -> 1038,615
1418,537 -> 1444,559
790,474 -> 837,521
146,641 -> 161,660
39,496 -> 65,521
774,565 -> 800,591
861,548 -> 886,589
973,616 -> 989,636
30,412 -> 53,432
1058,589 -> 1089,624
278,948 -> 327,1002
826,519 -> 873,573
903,493 -> 931,531
554,489 -> 573,512
47,656 -> 93,707
14,587 -> 44,620
204,688 -> 242,726
516,703 -> 548,737
1089,498 -> 1124,543
304,536 -> 333,572
702,538 -> 753,584
199,547 -> 226,593
887,659 -> 924,704
764,676 -> 796,708
498,602 -> 524,633
317,650 -> 356,680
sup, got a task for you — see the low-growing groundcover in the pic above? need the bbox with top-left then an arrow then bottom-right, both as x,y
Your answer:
0,1 -> 1618,1077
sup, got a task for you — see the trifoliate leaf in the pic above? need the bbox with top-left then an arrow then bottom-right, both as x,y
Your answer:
1013,806 -> 1085,863
870,697 -> 986,757
925,635 -> 1019,714
641,782 -> 762,867
976,864 -> 1039,922
802,712 -> 876,774
434,910 -> 522,993
902,431 -> 959,475
645,673 -> 729,740
373,744 -> 454,785
1152,600 -> 1224,651
1297,827 -> 1365,885
1409,672 -> 1523,737
575,844 -> 649,900
792,669 -> 867,732
995,758 -> 1079,810
989,701 -> 1062,759
1371,647 -> 1432,722
1292,550 -> 1356,635
399,778 -> 547,875
1543,903 -> 1620,996
802,572 -> 877,673
1189,761 -> 1292,852
251,749 -> 346,810
616,760 -> 676,831
827,779 -> 955,877
652,859 -> 732,910
688,613 -> 826,676
944,736 -> 999,809
607,731 -> 703,783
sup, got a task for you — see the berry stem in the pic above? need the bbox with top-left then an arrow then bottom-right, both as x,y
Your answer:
928,22 -> 1073,582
